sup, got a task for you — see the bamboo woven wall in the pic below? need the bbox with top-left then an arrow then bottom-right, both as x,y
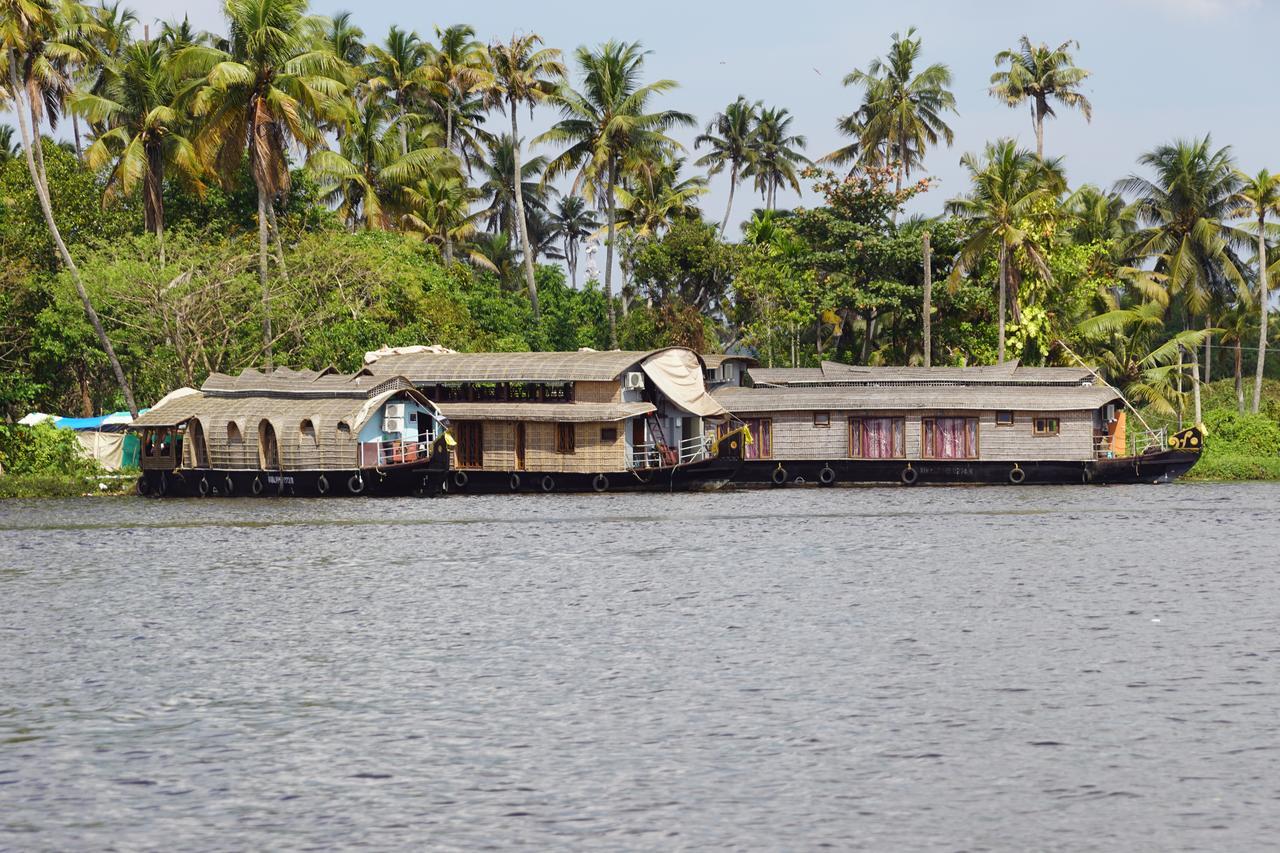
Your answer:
743,409 -> 1096,462
574,381 -> 623,403
462,420 -> 627,473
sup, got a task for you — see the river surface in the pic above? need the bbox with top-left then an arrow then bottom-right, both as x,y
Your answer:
1,483 -> 1278,851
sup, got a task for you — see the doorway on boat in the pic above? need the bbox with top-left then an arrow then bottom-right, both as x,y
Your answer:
188,418 -> 209,468
258,420 -> 282,470
515,422 -> 526,470
456,421 -> 483,468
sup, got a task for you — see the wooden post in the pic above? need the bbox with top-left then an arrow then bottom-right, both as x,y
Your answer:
922,231 -> 932,368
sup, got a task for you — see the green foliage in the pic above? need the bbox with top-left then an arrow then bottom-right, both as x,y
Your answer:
1202,409 -> 1280,456
0,422 -> 100,478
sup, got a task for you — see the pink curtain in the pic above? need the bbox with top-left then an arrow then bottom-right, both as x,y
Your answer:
930,418 -> 975,459
857,418 -> 903,458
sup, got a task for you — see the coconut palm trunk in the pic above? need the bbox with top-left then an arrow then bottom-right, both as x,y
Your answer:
443,110 -> 455,264
719,162 -> 737,236
1033,98 -> 1046,159
8,53 -> 138,417
1235,337 -> 1245,414
256,187 -> 273,368
1255,219 -> 1269,414
604,161 -> 619,348
997,242 -> 1008,363
144,143 -> 166,265
509,101 -> 540,320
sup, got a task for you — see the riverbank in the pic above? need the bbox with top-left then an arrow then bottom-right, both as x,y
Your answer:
0,473 -> 135,499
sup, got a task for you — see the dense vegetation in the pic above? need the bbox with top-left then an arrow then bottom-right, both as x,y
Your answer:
2,2 -> 1278,480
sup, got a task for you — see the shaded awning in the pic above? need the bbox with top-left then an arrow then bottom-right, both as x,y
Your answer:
641,349 -> 727,417
435,401 -> 655,423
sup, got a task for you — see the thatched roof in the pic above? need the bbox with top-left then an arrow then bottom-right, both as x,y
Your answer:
201,368 -> 413,398
363,348 -> 690,383
748,360 -> 1096,388
436,401 -> 655,423
715,383 -> 1122,413
701,353 -> 759,370
134,386 -> 434,431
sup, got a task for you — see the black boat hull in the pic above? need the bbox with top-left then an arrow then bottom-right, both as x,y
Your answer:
729,448 -> 1201,488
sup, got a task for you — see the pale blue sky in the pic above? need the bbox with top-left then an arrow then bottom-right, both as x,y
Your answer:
11,0 -> 1276,237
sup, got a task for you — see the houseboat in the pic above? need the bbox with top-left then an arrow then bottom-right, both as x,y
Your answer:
361,346 -> 748,493
131,368 -> 452,497
714,360 -> 1203,487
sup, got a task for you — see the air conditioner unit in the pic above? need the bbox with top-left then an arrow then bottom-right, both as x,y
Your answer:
623,372 -> 645,390
384,403 -> 406,419
383,417 -> 404,434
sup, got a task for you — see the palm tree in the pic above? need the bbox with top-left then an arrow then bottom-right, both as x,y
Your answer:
2,0 -> 138,415
695,95 -> 758,234
172,0 -> 347,367
365,26 -> 431,156
307,94 -> 452,229
835,27 -> 956,195
474,133 -> 552,241
1230,169 -> 1280,414
481,33 -> 564,322
0,123 -> 17,163
538,40 -> 693,347
548,195 -> 599,287
158,16 -> 212,53
70,38 -> 203,262
1116,136 -> 1246,423
745,105 -> 807,210
946,139 -> 1065,363
321,10 -> 365,67
400,173 -> 483,250
615,153 -> 707,239
990,36 -> 1092,159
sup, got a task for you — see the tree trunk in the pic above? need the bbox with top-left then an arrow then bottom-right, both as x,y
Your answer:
257,187 -> 273,368
861,309 -> 875,363
9,53 -> 138,417
605,161 -> 619,348
72,113 -> 83,161
1203,320 -> 1212,383
720,162 -> 737,236
922,231 -> 932,368
1235,338 -> 1244,414
567,238 -> 577,289
144,142 -> 165,264
1255,219 -> 1269,414
443,110 -> 455,265
509,103 -> 539,322
1034,99 -> 1045,159
398,98 -> 408,156
266,203 -> 290,288
997,242 -> 1008,364
78,367 -> 93,417
1191,327 -> 1203,424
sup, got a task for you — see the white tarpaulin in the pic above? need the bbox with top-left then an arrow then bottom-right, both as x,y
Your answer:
364,344 -> 457,364
76,431 -> 126,470
641,350 -> 728,418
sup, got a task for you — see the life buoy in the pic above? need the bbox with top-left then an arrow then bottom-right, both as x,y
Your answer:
198,477 -> 210,497
452,471 -> 469,489
771,466 -> 788,486
541,475 -> 555,492
900,466 -> 918,485
592,473 -> 609,493
223,475 -> 234,496
156,472 -> 168,496
819,466 -> 836,485
509,473 -> 521,491
251,476 -> 263,496
316,474 -> 329,495
136,476 -> 150,496
1009,466 -> 1026,484
348,474 -> 365,495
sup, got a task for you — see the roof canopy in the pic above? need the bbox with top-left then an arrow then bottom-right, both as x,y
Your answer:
749,359 -> 1097,388
716,383 -> 1122,413
435,401 -> 655,423
363,348 -> 685,383
641,349 -> 727,417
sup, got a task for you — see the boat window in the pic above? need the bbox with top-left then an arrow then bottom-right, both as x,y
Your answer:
456,422 -> 483,468
996,411 -> 1014,427
337,422 -> 351,438
601,427 -> 618,443
849,417 -> 906,459
813,412 -> 831,428
300,419 -> 317,446
227,421 -> 243,444
922,417 -> 979,459
556,423 -> 576,454
1034,417 -> 1060,436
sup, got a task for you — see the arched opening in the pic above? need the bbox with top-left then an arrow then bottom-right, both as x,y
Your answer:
227,421 -> 243,444
258,420 -> 281,471
300,419 -> 317,447
188,419 -> 209,468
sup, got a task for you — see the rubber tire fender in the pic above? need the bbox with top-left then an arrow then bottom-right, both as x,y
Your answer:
251,476 -> 264,496
198,477 -> 211,497
348,474 -> 365,495
452,470 -> 469,489
1009,466 -> 1026,485
771,466 -> 788,486
223,475 -> 235,496
509,473 -> 521,492
819,466 -> 836,485
541,475 -> 555,493
900,466 -> 918,486
156,472 -> 168,496
136,476 -> 150,496
592,473 -> 609,493
316,474 -> 330,495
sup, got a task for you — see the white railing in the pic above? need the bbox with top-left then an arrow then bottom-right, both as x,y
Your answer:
1095,428 -> 1168,460
368,435 -> 438,467
628,434 -> 711,470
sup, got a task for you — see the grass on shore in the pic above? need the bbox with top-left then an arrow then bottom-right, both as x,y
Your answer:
0,472 -> 136,499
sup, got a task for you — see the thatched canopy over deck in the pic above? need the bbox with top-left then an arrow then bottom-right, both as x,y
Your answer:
435,401 -> 655,423
363,348 -> 693,383
716,383 -> 1121,414
749,360 -> 1097,388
